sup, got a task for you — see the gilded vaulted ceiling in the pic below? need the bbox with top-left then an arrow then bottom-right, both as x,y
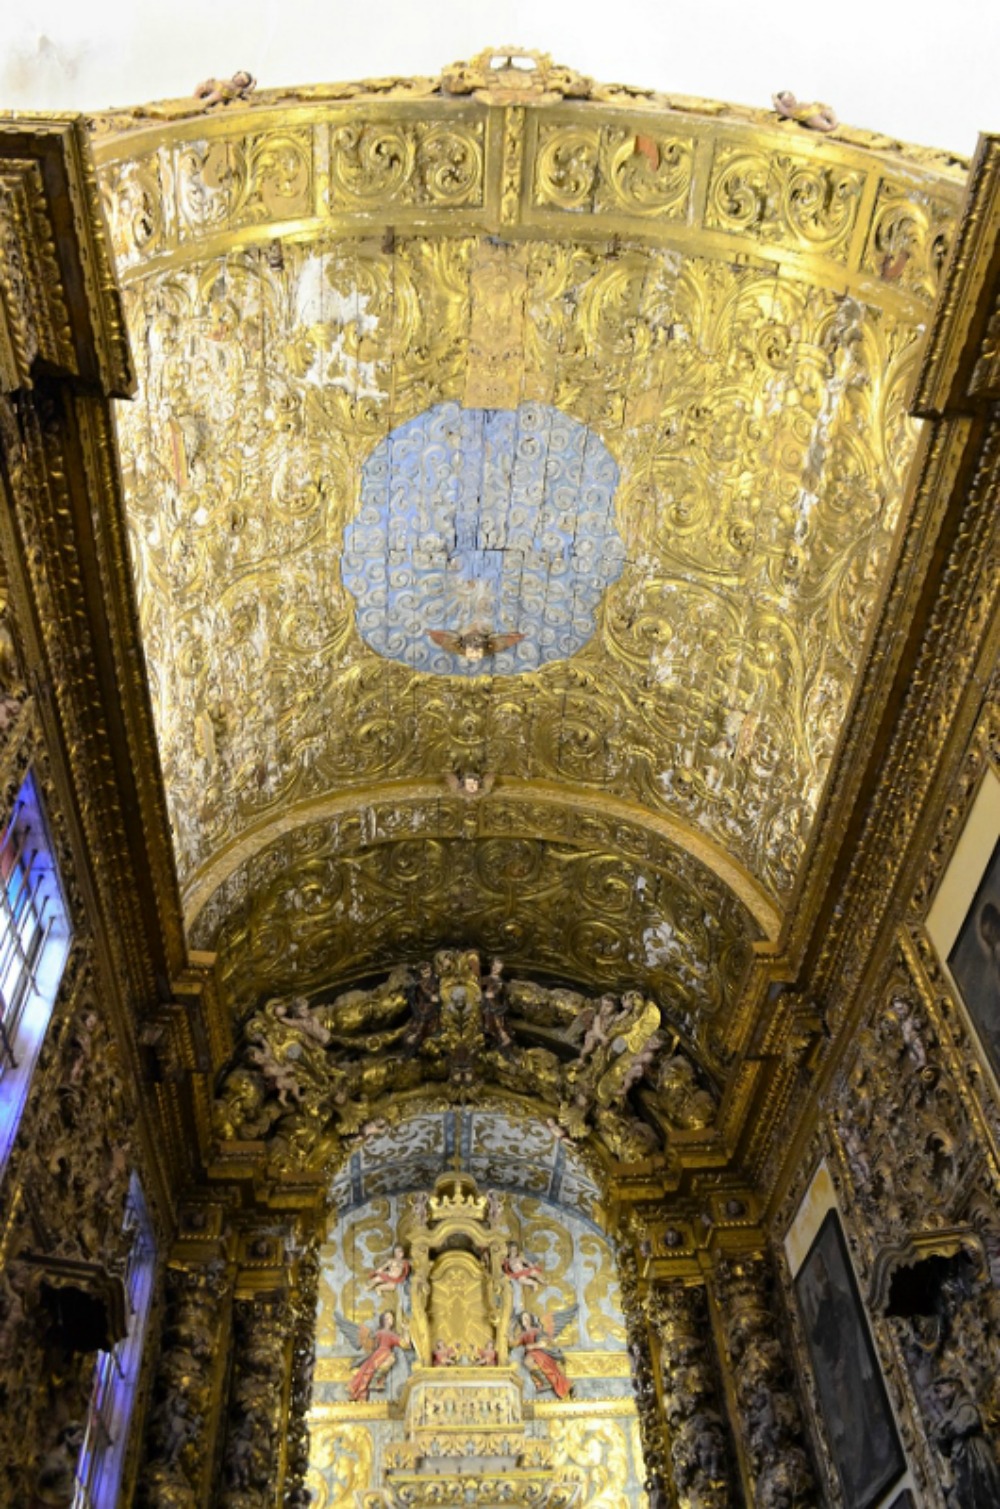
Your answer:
91,51 -> 965,1041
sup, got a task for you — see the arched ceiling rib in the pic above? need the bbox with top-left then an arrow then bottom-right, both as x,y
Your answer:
92,51 -> 965,1027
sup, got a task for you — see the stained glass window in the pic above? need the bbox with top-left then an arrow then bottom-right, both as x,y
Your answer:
73,1174 -> 157,1508
0,770 -> 71,1171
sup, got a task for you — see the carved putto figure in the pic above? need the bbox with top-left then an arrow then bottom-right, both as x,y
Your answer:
429,624 -> 525,661
502,1241 -> 544,1292
193,70 -> 256,108
369,1244 -> 411,1310
213,950 -> 719,1173
445,769 -> 496,799
772,90 -> 838,132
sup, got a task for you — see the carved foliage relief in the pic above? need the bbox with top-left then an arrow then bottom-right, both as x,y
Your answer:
0,952 -> 143,1505
778,945 -> 1000,1506
190,802 -> 756,1055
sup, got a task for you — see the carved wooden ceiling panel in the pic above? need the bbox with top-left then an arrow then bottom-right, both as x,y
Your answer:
91,52 -> 964,1027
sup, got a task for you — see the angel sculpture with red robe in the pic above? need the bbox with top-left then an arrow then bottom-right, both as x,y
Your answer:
338,1311 -> 410,1403
511,1307 -> 577,1400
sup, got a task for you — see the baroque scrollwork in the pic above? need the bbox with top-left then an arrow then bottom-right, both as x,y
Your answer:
91,73 -> 962,975
190,800 -> 759,1065
212,951 -> 720,1176
704,146 -> 862,261
328,120 -> 484,210
823,966 -> 1000,1507
533,122 -> 694,219
832,985 -> 976,1252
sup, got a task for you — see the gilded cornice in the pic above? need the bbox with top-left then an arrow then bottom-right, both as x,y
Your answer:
913,133 -> 1000,417
90,79 -> 964,318
759,139 -> 1000,1210
0,119 -> 218,1206
0,116 -> 133,395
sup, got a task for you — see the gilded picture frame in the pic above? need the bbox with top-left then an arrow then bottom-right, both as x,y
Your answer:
794,1209 -> 905,1509
927,767 -> 1000,1087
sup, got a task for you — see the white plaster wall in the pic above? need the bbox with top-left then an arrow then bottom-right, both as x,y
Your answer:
2,0 -> 997,156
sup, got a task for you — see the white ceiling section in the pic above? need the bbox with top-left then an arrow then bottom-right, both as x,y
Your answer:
3,0 -> 997,155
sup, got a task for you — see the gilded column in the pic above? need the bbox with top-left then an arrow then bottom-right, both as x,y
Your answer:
218,1290 -> 291,1507
284,1244 -> 320,1508
617,1237 -> 671,1507
711,1255 -> 818,1508
647,1280 -> 734,1507
139,1252 -> 234,1509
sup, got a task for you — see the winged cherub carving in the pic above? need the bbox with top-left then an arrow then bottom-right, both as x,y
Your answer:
428,624 -> 525,662
772,90 -> 838,132
445,770 -> 496,799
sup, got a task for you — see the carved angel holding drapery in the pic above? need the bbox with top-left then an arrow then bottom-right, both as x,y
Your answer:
337,1312 -> 412,1403
511,1307 -> 578,1399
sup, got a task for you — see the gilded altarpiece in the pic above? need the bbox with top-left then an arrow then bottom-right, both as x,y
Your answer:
307,1123 -> 647,1508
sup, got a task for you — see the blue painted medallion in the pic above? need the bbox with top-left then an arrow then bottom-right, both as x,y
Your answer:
341,402 -> 625,676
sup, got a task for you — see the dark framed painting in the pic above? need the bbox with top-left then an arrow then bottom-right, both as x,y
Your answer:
794,1209 -> 905,1509
947,835 -> 1000,1081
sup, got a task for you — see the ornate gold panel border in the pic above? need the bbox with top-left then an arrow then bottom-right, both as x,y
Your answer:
183,780 -> 778,937
91,73 -> 965,318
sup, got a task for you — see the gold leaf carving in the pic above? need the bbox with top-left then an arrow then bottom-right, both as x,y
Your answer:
176,130 -> 313,237
534,121 -> 694,220
705,144 -> 863,261
862,176 -> 955,300
328,120 -> 484,209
